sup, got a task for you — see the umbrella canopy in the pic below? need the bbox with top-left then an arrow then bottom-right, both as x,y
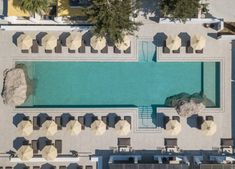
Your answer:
18,120 -> 33,136
66,32 -> 82,50
17,34 -> 33,50
166,35 -> 181,50
115,36 -> 131,50
201,120 -> 217,136
90,35 -> 106,50
42,34 -> 57,50
66,120 -> 82,135
42,145 -> 57,161
42,120 -> 58,136
115,120 -> 131,136
191,35 -> 206,50
17,145 -> 33,161
166,120 -> 182,135
91,120 -> 106,135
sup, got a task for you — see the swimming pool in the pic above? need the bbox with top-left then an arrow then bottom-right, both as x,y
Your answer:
18,41 -> 220,108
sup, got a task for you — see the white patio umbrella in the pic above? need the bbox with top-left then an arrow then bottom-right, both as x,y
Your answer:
115,120 -> 131,136
42,145 -> 57,161
17,145 -> 33,161
66,120 -> 82,135
201,120 -> 217,136
17,120 -> 33,136
42,34 -> 57,50
66,32 -> 82,50
166,120 -> 182,135
191,35 -> 206,50
91,120 -> 106,135
115,35 -> 131,50
42,120 -> 58,136
166,35 -> 181,50
90,35 -> 106,50
17,34 -> 33,50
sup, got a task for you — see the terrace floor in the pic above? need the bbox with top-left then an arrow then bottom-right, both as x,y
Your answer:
0,20 -> 233,169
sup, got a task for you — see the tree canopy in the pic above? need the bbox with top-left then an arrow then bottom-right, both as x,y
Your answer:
160,0 -> 201,23
85,0 -> 142,43
17,0 -> 52,16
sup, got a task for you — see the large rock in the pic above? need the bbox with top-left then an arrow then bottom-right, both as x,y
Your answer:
2,68 -> 27,106
176,100 -> 205,117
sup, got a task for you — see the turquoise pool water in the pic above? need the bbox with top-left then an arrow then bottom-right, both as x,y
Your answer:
18,41 -> 220,108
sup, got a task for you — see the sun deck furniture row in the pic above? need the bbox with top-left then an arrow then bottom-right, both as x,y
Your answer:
0,165 -> 90,169
29,115 -> 131,130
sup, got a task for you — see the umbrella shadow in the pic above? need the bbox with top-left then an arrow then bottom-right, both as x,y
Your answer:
12,32 -> 24,46
59,32 -> 70,46
187,114 -> 198,128
14,164 -> 29,169
61,113 -> 74,127
41,163 -> 55,169
82,31 -> 92,46
84,113 -> 97,127
178,32 -> 191,47
107,113 -> 119,128
153,32 -> 167,47
67,163 -> 82,169
38,113 -> 52,126
38,137 -> 51,151
13,137 -> 28,150
13,113 -> 27,126
36,32 -> 47,46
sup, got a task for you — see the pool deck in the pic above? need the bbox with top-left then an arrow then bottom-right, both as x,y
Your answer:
0,18 -> 233,169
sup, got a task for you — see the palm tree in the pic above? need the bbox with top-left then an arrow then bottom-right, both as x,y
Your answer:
85,0 -> 142,43
18,0 -> 51,17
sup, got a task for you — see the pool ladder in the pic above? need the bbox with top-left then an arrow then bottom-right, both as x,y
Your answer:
138,106 -> 153,119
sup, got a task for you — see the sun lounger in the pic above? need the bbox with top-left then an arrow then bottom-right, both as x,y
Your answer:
31,40 -> 39,53
197,116 -> 204,129
164,138 -> 177,148
163,40 -> 170,54
101,45 -> 108,53
79,40 -> 86,53
55,40 -> 62,53
172,48 -> 180,53
101,116 -> 109,129
172,116 -> 180,122
21,49 -> 29,53
23,116 -> 30,121
78,116 -> 85,130
164,116 -> 170,129
91,47 -> 98,53
32,140 -> 38,154
118,138 -> 131,147
124,116 -> 131,128
5,167 -> 12,169
206,116 -> 214,121
55,140 -> 62,154
33,116 -> 40,130
114,46 -> 121,54
59,166 -> 66,169
196,49 -> 203,53
85,166 -> 93,169
124,46 -> 131,54
55,116 -> 62,130
186,40 -> 193,53
33,166 -> 40,169
46,140 -> 53,145
68,48 -> 76,53
221,138 -> 234,148
45,49 -> 52,53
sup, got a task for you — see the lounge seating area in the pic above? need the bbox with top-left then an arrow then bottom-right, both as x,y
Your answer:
14,32 -> 132,55
162,34 -> 206,54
